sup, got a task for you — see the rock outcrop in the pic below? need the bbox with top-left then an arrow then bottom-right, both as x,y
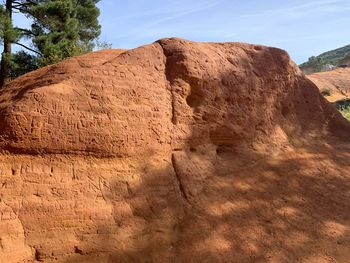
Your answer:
308,67 -> 350,102
0,38 -> 349,263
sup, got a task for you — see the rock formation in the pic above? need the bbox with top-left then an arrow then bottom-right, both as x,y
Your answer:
308,67 -> 350,102
0,38 -> 349,263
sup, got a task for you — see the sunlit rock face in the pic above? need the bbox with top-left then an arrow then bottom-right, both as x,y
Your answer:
0,38 -> 349,263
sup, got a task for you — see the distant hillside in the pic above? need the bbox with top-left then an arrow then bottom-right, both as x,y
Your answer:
299,44 -> 350,74
338,54 -> 350,66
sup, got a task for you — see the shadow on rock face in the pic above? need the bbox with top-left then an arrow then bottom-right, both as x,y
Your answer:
0,38 -> 349,263
61,143 -> 350,263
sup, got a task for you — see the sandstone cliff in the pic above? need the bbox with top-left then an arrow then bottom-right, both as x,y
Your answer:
0,38 -> 349,263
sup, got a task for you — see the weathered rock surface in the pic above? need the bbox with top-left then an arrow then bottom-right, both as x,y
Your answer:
308,67 -> 350,102
0,38 -> 349,263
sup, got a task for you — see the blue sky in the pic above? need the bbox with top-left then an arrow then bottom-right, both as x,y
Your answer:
9,0 -> 350,64
97,0 -> 350,64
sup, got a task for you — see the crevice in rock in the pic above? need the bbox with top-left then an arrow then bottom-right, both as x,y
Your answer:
34,248 -> 43,262
156,41 -> 177,125
171,153 -> 189,203
74,246 -> 83,255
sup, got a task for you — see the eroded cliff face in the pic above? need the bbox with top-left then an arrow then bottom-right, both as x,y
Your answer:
0,38 -> 349,263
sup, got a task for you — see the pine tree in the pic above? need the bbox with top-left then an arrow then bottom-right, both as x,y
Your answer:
0,0 -> 15,86
76,0 -> 101,51
0,0 -> 101,87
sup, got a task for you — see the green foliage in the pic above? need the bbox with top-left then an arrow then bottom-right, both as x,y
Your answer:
9,51 -> 38,78
0,5 -> 20,45
76,0 -> 101,51
340,108 -> 350,121
30,0 -> 80,66
338,54 -> 350,66
96,39 -> 112,50
30,0 -> 101,66
0,0 -> 102,83
335,99 -> 350,122
299,44 -> 350,73
335,99 -> 350,110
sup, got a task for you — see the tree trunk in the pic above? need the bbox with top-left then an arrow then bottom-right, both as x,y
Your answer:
0,0 -> 12,87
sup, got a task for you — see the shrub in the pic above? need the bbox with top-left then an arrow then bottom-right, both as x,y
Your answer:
340,107 -> 350,121
334,99 -> 350,121
320,88 -> 331,97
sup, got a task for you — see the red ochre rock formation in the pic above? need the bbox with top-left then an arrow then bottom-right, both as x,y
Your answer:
307,67 -> 350,102
0,38 -> 349,263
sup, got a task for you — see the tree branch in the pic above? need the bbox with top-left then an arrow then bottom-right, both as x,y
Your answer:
13,42 -> 41,56
12,0 -> 38,13
12,0 -> 37,7
16,27 -> 36,37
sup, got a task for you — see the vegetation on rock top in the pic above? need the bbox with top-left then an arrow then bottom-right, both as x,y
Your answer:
0,0 -> 102,87
299,44 -> 350,74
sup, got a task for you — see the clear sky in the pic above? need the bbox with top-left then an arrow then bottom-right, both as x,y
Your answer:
97,0 -> 350,64
7,0 -> 350,64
